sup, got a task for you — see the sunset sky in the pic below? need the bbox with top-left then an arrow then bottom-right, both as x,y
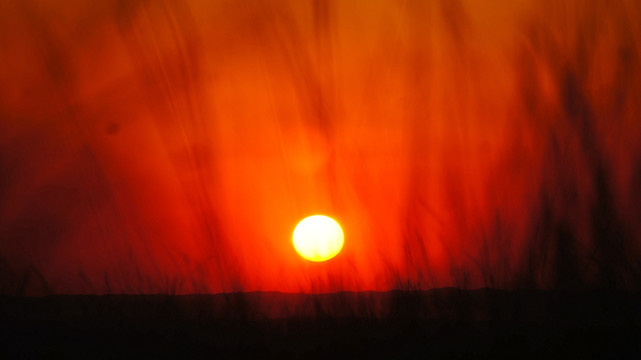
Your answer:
1,0 -> 640,295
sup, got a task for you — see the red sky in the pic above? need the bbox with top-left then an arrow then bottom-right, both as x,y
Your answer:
1,0 -> 641,295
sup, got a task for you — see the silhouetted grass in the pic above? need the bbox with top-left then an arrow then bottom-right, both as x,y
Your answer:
2,289 -> 640,358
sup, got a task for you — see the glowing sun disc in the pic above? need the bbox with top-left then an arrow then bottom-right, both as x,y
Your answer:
293,215 -> 344,262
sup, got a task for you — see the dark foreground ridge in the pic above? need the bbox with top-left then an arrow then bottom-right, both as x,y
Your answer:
2,289 -> 640,358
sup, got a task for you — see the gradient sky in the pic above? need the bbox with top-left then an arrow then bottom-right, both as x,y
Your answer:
1,0 -> 640,295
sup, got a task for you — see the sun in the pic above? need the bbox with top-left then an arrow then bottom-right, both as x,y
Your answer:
293,215 -> 344,262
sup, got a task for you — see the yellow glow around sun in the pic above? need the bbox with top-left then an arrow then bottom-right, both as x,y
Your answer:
293,215 -> 344,262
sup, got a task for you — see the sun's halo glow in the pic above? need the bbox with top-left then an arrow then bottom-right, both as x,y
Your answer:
293,215 -> 344,262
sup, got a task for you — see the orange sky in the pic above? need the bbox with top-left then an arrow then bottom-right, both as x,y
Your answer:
1,0 -> 640,295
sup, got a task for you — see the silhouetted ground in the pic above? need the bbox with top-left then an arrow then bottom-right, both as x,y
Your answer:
2,289 -> 640,359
